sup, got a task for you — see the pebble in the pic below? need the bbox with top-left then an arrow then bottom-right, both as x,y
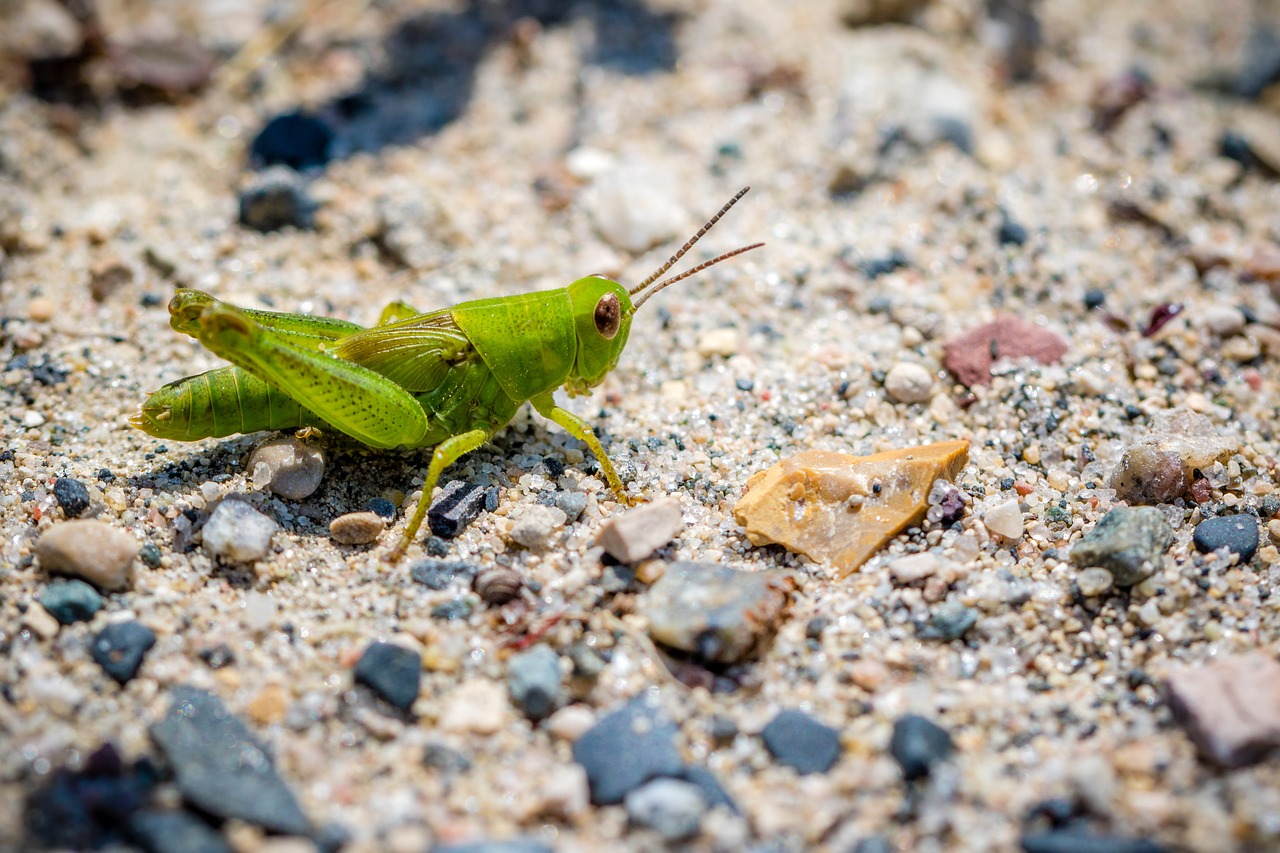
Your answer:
640,561 -> 793,664
1191,513 -> 1259,563
883,362 -> 934,403
890,714 -> 954,781
983,498 -> 1025,539
997,212 -> 1028,246
1110,410 -> 1236,504
596,497 -> 684,563
696,328 -> 740,358
473,566 -> 524,605
760,709 -> 842,774
1069,506 -> 1173,587
353,641 -> 421,713
942,317 -> 1068,387
237,166 -> 316,232
507,505 -> 567,549
918,601 -> 978,641
555,490 -> 588,523
126,808 -> 234,853
585,168 -> 686,253
428,480 -> 489,538
624,778 -> 707,841
27,296 -> 57,322
734,441 -> 970,576
1075,567 -> 1114,597
410,558 -> 479,590
139,542 -> 162,569
38,579 -> 103,624
889,552 -> 941,584
52,477 -> 91,518
1199,305 -> 1246,336
434,841 -> 553,853
440,679 -> 509,734
1019,830 -> 1167,853
506,644 -> 563,721
250,112 -> 334,171
572,696 -> 683,805
328,511 -> 385,545
1164,652 -> 1280,768
21,602 -> 61,639
36,520 -> 139,591
541,764 -> 591,820
246,684 -> 289,726
150,685 -> 311,834
249,437 -> 325,500
546,705 -> 598,742
26,743 -> 157,849
366,496 -> 397,519
90,621 -> 157,684
202,499 -> 277,563
849,659 -> 890,692
88,257 -> 133,302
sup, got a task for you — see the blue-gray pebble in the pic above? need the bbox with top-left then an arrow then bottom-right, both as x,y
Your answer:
353,641 -> 421,713
39,579 -> 103,624
127,809 -> 232,853
1192,513 -> 1259,563
1020,830 -> 1168,853
506,644 -> 562,721
91,621 -> 157,684
760,709 -> 842,774
890,714 -> 954,781
572,697 -> 683,805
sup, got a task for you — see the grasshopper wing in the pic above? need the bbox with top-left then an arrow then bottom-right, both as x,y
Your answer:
332,308 -> 478,392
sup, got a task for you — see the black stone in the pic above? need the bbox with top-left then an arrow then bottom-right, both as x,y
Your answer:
1083,288 -> 1106,309
53,477 -> 91,517
572,696 -> 683,805
127,809 -> 232,853
423,742 -> 471,774
1219,131 -> 1257,169
139,542 -> 163,568
1020,830 -> 1167,853
434,841 -> 554,853
410,558 -> 479,590
150,685 -> 311,835
997,213 -> 1028,246
238,167 -> 316,232
428,481 -> 489,538
91,621 -> 157,684
859,249 -> 909,279
198,644 -> 235,669
760,709 -> 842,774
1192,513 -> 1259,563
24,743 -> 157,850
366,496 -> 397,519
890,714 -> 953,781
735,377 -> 755,392
353,641 -> 421,712
39,578 -> 103,624
250,112 -> 334,171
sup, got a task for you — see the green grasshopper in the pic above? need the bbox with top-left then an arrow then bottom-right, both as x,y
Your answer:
131,187 -> 761,558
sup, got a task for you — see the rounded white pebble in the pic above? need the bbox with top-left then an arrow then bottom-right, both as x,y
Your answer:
249,437 -> 325,500
884,362 -> 935,404
586,168 -> 685,253
545,704 -> 597,742
984,499 -> 1025,539
507,505 -> 567,549
203,499 -> 278,563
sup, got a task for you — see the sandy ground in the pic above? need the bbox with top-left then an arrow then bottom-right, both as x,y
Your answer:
4,0 -> 1280,850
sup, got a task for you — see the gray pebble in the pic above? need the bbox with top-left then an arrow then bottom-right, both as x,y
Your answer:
507,505 -> 566,549
238,166 -> 316,232
918,601 -> 979,641
249,437 -> 325,500
1075,567 -> 1114,597
890,714 -> 953,781
328,511 -> 385,545
36,520 -> 138,591
506,644 -> 563,721
53,477 -> 91,517
572,696 -> 683,805
38,579 -> 103,624
761,709 -> 842,775
202,499 -> 277,563
884,362 -> 934,404
91,620 -> 157,684
126,808 -> 233,853
1070,506 -> 1173,587
555,491 -> 588,523
624,778 -> 708,841
354,641 -> 421,713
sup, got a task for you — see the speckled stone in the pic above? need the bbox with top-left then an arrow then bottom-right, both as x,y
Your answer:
1070,506 -> 1173,587
52,477 -> 91,518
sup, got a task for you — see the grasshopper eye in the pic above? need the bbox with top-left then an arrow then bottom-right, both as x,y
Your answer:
594,292 -> 621,339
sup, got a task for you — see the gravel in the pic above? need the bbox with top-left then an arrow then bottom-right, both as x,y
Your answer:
38,579 -> 103,624
353,641 -> 422,713
201,499 -> 277,563
760,709 -> 843,775
90,620 -> 157,684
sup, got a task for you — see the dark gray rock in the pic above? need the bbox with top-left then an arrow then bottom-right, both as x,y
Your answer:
428,480 -> 489,538
890,714 -> 953,781
1070,506 -> 1173,586
353,641 -> 421,713
237,166 -> 315,232
410,559 -> 479,590
506,644 -> 562,721
38,578 -> 103,624
127,809 -> 232,853
91,621 -> 157,684
1020,830 -> 1167,853
1192,513 -> 1259,563
150,686 -> 310,835
918,601 -> 978,641
572,696 -> 683,805
760,709 -> 842,774
53,477 -> 91,518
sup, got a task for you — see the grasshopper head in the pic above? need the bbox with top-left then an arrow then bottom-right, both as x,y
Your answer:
566,276 -> 634,395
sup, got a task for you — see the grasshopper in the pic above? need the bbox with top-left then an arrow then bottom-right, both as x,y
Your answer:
131,187 -> 761,558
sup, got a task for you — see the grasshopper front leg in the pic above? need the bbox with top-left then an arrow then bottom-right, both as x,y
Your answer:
390,427 -> 491,560
530,392 -> 632,505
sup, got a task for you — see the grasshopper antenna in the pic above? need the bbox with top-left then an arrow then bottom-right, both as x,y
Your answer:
629,186 -> 754,298
630,242 -> 764,311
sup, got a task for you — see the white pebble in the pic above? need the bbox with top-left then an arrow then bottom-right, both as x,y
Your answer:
984,499 -> 1025,539
203,499 -> 277,563
586,168 -> 685,253
507,505 -> 567,549
545,704 -> 597,742
541,764 -> 590,819
889,552 -> 941,584
1199,305 -> 1246,337
884,362 -> 935,404
36,520 -> 139,591
439,679 -> 509,734
1076,567 -> 1114,597
597,498 -> 684,563
697,328 -> 740,358
249,437 -> 325,500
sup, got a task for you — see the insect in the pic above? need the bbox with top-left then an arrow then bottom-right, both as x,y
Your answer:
131,187 -> 762,558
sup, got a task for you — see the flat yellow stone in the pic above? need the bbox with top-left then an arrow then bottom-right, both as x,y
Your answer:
733,440 -> 970,577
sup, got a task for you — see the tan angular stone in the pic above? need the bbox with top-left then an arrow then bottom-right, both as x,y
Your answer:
733,440 -> 970,577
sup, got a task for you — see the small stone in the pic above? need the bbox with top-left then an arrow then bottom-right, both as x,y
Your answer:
22,602 -> 61,639
918,601 -> 978,641
890,714 -> 953,781
1075,567 -> 1114,597
546,705 -> 598,742
440,679 -> 509,734
889,552 -> 941,584
586,168 -> 686,253
943,317 -> 1068,387
1020,830 -> 1167,853
883,362 -> 934,403
428,480 -> 489,538
997,213 -> 1028,246
202,499 -> 277,563
328,511 -> 385,546
434,841 -> 553,853
1070,506 -> 1173,587
250,112 -> 334,171
366,496 -> 397,519
541,764 -> 591,820
246,684 -> 289,726
353,641 -> 421,713
238,166 -> 316,232
640,561 -> 792,664
507,644 -> 563,721
249,437 -> 324,500
624,778 -> 707,841
507,505 -> 567,549
151,686 -> 311,834
139,542 -> 163,569
38,579 -> 103,624
983,499 -> 1024,539
696,328 -> 740,358
1200,305 -> 1246,337
1192,514 -> 1259,563
734,441 -> 970,576
555,491 -> 588,523
27,297 -> 57,322
597,498 -> 684,563
1164,652 -> 1280,768
849,659 -> 890,692
760,709 -> 842,775
52,477 -> 91,518
88,257 -> 134,302
410,558 -> 479,590
36,520 -> 139,591
126,808 -> 234,853
572,696 -> 683,805
1110,409 -> 1237,504
91,621 -> 157,684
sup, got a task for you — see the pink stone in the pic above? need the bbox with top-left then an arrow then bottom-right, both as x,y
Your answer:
943,316 -> 1068,387
1163,652 -> 1280,768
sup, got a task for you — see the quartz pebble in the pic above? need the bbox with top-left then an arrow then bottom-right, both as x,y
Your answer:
586,168 -> 685,252
1070,506 -> 1172,587
983,499 -> 1024,539
507,644 -> 563,721
38,579 -> 103,624
1075,567 -> 1114,597
36,520 -> 139,591
507,505 -> 567,549
890,714 -> 953,781
354,641 -> 421,713
596,498 -> 684,563
624,778 -> 707,841
760,709 -> 842,774
735,441 -> 970,576
440,679 -> 509,734
889,552 -> 941,584
883,362 -> 934,403
642,561 -> 792,664
1164,652 -> 1280,767
1110,409 -> 1236,504
90,621 -> 156,684
249,437 -> 325,500
546,705 -> 597,742
1199,305 -> 1246,336
696,328 -> 739,358
202,500 -> 277,563
329,511 -> 385,545
1191,513 -> 1259,563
